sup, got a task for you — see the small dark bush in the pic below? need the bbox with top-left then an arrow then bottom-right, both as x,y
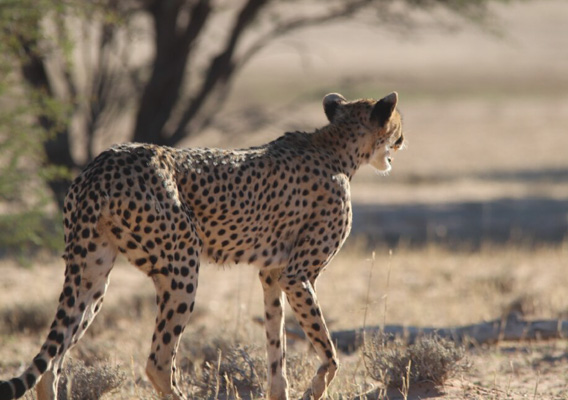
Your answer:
58,359 -> 126,400
363,333 -> 469,390
196,343 -> 266,398
0,302 -> 52,334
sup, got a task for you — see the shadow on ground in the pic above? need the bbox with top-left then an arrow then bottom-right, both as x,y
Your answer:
352,197 -> 568,247
357,382 -> 444,400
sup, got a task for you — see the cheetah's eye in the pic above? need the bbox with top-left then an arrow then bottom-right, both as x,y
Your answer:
394,134 -> 404,147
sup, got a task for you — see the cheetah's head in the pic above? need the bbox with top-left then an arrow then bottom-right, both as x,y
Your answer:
323,92 -> 404,173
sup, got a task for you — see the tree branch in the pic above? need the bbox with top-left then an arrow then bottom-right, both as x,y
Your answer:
166,0 -> 270,146
85,20 -> 118,162
239,0 -> 373,69
19,37 -> 75,210
133,0 -> 212,145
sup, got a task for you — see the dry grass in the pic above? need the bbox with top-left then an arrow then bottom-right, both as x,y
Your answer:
363,333 -> 469,390
0,302 -> 52,335
191,343 -> 266,398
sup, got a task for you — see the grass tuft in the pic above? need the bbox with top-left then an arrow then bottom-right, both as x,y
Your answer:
192,343 -> 266,398
0,302 -> 52,334
363,333 -> 469,390
58,359 -> 126,400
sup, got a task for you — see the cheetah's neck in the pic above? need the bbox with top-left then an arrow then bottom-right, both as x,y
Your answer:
312,125 -> 375,179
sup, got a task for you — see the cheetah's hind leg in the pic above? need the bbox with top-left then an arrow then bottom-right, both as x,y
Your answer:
35,233 -> 118,400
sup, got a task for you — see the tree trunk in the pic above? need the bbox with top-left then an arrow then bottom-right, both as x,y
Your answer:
20,41 -> 74,211
133,0 -> 212,145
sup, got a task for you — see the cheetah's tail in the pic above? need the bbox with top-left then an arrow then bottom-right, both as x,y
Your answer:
0,181 -> 115,400
0,356 -> 48,399
0,279 -> 65,400
0,258 -> 80,399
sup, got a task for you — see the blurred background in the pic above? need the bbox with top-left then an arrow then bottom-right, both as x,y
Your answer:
0,0 -> 566,256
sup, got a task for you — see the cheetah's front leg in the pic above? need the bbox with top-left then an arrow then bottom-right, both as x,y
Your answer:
278,274 -> 338,400
259,270 -> 289,400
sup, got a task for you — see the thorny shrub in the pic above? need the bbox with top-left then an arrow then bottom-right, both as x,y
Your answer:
363,333 -> 469,390
58,359 -> 126,400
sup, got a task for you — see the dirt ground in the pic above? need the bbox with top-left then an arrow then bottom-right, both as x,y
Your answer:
1,1 -> 567,399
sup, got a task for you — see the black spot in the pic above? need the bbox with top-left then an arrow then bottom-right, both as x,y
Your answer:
312,323 -> 321,331
177,303 -> 188,313
33,357 -> 48,373
186,283 -> 194,294
0,381 -> 13,399
163,332 -> 171,345
25,373 -> 36,389
48,345 -> 58,357
48,329 -> 57,341
10,378 -> 25,398
70,264 -> 80,274
56,333 -> 64,344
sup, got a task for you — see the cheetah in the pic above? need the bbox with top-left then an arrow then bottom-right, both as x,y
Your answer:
0,92 -> 404,400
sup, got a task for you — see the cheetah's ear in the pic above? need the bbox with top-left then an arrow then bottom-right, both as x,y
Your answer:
323,93 -> 347,123
371,92 -> 398,127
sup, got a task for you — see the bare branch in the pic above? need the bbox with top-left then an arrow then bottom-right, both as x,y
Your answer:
133,0 -> 212,145
239,0 -> 373,69
85,21 -> 117,161
53,13 -> 78,105
18,38 -> 75,209
166,0 -> 270,146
